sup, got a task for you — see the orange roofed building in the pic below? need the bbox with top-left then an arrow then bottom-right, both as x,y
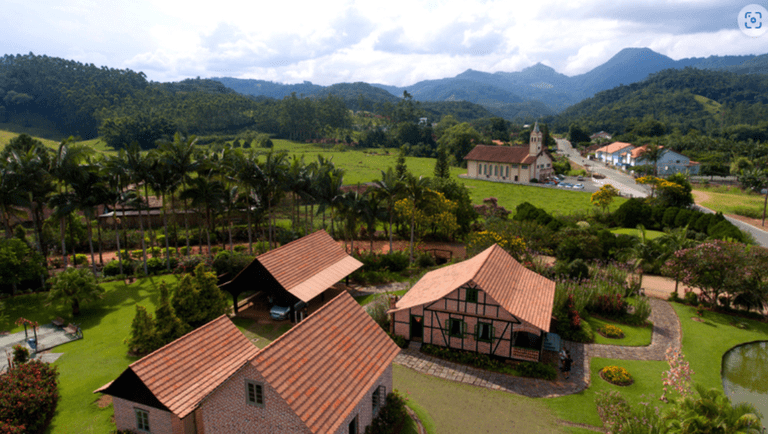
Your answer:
220,230 -> 363,316
389,244 -> 556,362
96,291 -> 400,434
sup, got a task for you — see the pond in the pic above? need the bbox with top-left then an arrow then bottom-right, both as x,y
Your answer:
722,340 -> 768,420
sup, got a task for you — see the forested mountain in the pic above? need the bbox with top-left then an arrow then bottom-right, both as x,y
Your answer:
548,67 -> 768,138
214,47 -> 767,121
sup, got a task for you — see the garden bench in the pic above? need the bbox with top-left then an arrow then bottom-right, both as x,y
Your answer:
52,317 -> 65,328
64,323 -> 82,339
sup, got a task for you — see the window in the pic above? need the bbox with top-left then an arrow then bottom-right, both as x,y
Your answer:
476,322 -> 494,343
135,408 -> 150,432
246,380 -> 264,407
349,415 -> 358,434
477,164 -> 481,176
446,318 -> 465,337
505,166 -> 509,177
494,165 -> 498,176
465,287 -> 478,303
372,385 -> 386,415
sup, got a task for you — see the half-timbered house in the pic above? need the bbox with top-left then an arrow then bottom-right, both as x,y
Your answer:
390,244 -> 556,362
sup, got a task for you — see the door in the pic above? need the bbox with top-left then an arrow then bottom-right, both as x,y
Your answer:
410,315 -> 423,341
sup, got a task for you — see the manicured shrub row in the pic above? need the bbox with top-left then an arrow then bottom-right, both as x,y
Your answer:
0,360 -> 59,434
421,344 -> 557,380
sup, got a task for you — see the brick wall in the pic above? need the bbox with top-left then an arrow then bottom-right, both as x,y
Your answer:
201,364 -> 311,433
332,365 -> 393,434
113,397 -> 177,434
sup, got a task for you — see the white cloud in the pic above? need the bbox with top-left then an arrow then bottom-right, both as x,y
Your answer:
0,0 -> 764,86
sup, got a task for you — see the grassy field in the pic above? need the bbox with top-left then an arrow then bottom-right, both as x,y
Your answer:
394,364 -> 566,434
693,185 -> 766,217
3,275 -> 180,434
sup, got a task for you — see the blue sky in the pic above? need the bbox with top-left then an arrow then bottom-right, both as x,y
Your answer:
3,0 -> 767,86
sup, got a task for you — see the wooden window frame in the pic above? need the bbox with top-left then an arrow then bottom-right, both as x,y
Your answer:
245,380 -> 265,407
134,407 -> 150,432
465,287 -> 479,304
446,318 -> 466,338
476,321 -> 495,343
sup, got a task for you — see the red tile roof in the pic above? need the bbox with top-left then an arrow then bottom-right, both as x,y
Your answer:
630,145 -> 663,159
95,315 -> 259,419
391,244 -> 555,332
595,141 -> 634,155
254,230 -> 363,302
252,291 -> 400,434
464,145 -> 536,165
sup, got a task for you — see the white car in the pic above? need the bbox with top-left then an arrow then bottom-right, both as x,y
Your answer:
572,183 -> 584,189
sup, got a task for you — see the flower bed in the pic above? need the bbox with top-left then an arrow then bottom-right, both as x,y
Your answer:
421,344 -> 557,380
600,365 -> 634,386
597,324 -> 625,339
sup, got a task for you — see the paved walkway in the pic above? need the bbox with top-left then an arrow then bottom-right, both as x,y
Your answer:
0,324 -> 81,373
394,298 -> 681,398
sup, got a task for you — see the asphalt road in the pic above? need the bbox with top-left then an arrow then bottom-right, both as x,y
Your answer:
556,138 -> 768,247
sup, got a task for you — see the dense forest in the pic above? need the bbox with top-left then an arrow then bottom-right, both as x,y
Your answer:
0,54 -> 494,148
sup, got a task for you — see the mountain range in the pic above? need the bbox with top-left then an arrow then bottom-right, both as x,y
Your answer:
212,47 -> 768,121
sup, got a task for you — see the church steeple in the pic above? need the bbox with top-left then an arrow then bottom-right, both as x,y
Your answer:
529,122 -> 542,157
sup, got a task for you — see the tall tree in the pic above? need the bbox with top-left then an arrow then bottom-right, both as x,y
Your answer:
401,174 -> 434,263
160,133 -> 198,254
373,168 -> 403,253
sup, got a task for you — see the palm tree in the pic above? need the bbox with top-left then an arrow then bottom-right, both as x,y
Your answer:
315,165 -> 344,238
180,176 -> 225,258
360,191 -> 386,252
337,188 -> 366,253
160,133 -> 198,254
401,174 -> 434,263
146,154 -> 179,270
638,142 -> 665,176
0,162 -> 26,239
629,224 -> 658,291
233,151 -> 264,254
260,151 -> 288,248
373,168 -> 403,253
664,384 -> 762,433
50,138 -> 90,266
658,225 -> 695,298
69,159 -> 110,274
124,145 -> 150,274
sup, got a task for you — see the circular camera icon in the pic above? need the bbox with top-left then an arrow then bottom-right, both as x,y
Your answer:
739,4 -> 768,37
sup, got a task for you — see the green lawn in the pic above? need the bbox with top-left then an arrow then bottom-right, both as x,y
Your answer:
394,364 -> 566,434
544,357 -> 669,428
610,227 -> 665,240
231,318 -> 293,349
585,315 -> 653,347
4,275 -> 180,434
693,186 -> 765,216
670,302 -> 768,391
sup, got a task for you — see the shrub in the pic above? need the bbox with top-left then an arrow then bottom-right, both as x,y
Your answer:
630,296 -> 652,325
598,324 -> 624,338
516,361 -> 557,380
11,344 -> 29,365
387,332 -> 408,348
366,296 -> 391,330
684,291 -> 699,306
175,255 -> 207,274
0,360 -> 59,434
233,245 -> 247,253
733,206 -> 762,219
130,250 -> 143,260
210,246 -> 222,255
559,319 -> 594,343
593,294 -> 628,317
421,344 -> 516,375
601,365 -> 633,385
73,254 -> 88,265
364,392 -> 409,434
416,252 -> 436,268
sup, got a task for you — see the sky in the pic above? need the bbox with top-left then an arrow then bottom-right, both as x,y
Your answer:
3,0 -> 768,86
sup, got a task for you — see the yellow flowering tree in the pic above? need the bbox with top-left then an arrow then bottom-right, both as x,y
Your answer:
590,184 -> 620,212
466,230 -> 527,261
635,175 -> 663,197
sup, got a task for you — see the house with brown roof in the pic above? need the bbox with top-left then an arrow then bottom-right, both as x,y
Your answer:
220,230 -> 363,317
96,291 -> 400,434
463,122 -> 554,183
389,244 -> 556,362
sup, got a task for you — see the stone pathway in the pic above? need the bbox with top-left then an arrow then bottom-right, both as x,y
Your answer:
0,324 -> 81,373
394,298 -> 681,398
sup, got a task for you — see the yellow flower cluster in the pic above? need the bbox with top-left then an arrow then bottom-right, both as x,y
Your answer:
467,231 -> 527,260
394,191 -> 459,237
602,366 -> 633,385
601,324 -> 624,338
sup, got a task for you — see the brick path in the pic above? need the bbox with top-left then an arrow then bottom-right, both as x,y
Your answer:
394,298 -> 681,398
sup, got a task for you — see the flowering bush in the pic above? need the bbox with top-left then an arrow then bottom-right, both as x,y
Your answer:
594,293 -> 627,317
601,365 -> 633,386
598,324 -> 624,339
0,360 -> 59,434
661,348 -> 694,402
11,345 -> 29,365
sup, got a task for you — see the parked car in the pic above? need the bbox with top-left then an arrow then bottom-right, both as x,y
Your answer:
573,183 -> 585,189
577,175 -> 584,181
559,182 -> 573,189
556,174 -> 566,181
544,181 -> 557,186
270,300 -> 307,321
